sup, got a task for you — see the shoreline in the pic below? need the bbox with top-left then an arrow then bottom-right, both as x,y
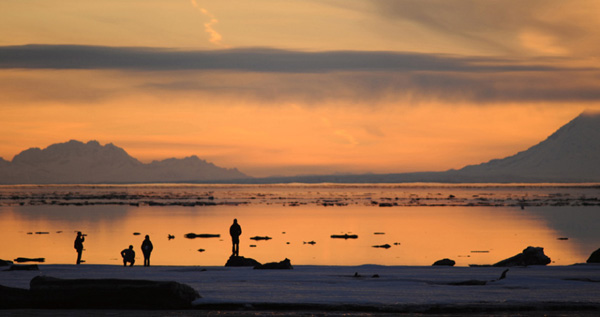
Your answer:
2,263 -> 599,314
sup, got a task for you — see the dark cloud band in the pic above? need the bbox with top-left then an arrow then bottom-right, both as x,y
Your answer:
0,44 -> 569,73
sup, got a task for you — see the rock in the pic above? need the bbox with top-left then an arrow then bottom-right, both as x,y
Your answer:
330,234 -> 358,239
372,244 -> 391,249
13,257 -> 45,263
250,236 -> 272,240
0,284 -> 31,308
254,258 -> 293,270
493,246 -> 551,267
0,259 -> 13,266
433,258 -> 456,266
6,264 -> 39,271
185,233 -> 220,239
29,276 -> 200,309
225,255 -> 261,267
586,248 -> 600,263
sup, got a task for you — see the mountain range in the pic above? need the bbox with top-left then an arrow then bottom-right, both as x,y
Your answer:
1,111 -> 599,184
0,140 -> 247,184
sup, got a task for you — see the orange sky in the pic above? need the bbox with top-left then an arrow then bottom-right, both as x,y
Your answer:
1,0 -> 600,177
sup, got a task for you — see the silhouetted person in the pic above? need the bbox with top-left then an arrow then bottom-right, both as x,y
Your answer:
230,219 -> 242,256
74,231 -> 85,265
141,235 -> 153,266
121,245 -> 135,267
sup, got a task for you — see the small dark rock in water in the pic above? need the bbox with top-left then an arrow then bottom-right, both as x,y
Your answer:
433,258 -> 456,266
225,255 -> 261,267
249,245 -> 257,247
13,257 -> 45,263
304,241 -> 316,245
587,248 -> 600,263
35,232 -> 49,235
0,259 -> 13,266
197,249 -> 205,252
372,244 -> 391,249
6,264 -> 39,271
378,203 -> 393,207
557,237 -> 569,240
374,232 -> 385,235
372,274 -> 380,278
168,234 -> 175,240
133,232 -> 141,235
331,234 -> 358,239
250,236 -> 272,241
185,233 -> 220,239
448,279 -> 487,286
493,246 -> 551,267
254,258 -> 293,270
393,242 -> 401,245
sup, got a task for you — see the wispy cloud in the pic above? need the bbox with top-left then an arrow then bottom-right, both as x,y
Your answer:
190,0 -> 227,47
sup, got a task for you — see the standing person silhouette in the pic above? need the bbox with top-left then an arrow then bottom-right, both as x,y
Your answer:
229,219 -> 242,256
141,235 -> 153,267
74,231 -> 85,265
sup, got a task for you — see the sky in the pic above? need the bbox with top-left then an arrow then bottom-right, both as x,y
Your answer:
1,0 -> 600,177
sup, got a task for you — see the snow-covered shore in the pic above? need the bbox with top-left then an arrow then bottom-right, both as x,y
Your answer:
2,263 -> 599,314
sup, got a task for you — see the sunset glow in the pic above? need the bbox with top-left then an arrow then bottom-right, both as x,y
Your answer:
2,0 -> 600,177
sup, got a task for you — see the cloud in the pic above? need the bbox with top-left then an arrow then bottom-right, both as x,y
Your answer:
366,0 -> 600,56
1,45 -> 600,104
190,0 -> 227,47
0,44 -> 575,72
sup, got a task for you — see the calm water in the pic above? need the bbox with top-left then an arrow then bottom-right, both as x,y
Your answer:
1,184 -> 599,266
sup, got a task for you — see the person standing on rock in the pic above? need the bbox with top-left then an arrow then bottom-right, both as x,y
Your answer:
141,235 -> 153,266
229,219 -> 242,256
74,231 -> 85,265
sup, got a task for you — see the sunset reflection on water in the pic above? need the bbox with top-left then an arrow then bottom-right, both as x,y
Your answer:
1,202 -> 595,266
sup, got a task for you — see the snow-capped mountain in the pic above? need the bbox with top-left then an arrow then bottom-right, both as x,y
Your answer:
456,111 -> 600,182
0,140 -> 248,184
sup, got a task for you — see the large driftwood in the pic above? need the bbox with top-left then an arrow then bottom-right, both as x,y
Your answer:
29,276 -> 200,309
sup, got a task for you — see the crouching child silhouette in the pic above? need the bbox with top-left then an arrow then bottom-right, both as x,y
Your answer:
121,245 -> 135,267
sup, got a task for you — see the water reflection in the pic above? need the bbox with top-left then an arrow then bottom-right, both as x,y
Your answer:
0,203 -> 596,266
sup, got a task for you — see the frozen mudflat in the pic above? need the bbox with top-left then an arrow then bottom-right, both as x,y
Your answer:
2,263 -> 600,314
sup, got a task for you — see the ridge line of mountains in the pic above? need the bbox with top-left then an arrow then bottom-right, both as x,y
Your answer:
1,111 -> 599,184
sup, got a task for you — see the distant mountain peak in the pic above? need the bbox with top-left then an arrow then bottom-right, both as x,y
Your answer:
458,111 -> 600,182
1,140 -> 248,184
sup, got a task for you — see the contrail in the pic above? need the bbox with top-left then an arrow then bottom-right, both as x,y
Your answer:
190,0 -> 227,47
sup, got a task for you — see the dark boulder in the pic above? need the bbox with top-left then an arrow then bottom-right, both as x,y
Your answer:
225,255 -> 261,267
433,258 -> 456,266
254,258 -> 293,270
586,248 -> 600,263
0,259 -> 13,266
493,246 -> 551,267
0,284 -> 31,308
29,276 -> 200,309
